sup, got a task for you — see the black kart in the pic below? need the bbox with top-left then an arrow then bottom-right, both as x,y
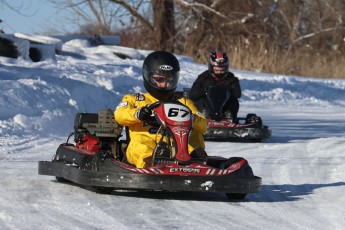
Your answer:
38,102 -> 262,200
186,86 -> 271,142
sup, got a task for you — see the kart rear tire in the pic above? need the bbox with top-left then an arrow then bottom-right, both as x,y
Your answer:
225,193 -> 247,200
250,138 -> 261,143
56,176 -> 69,183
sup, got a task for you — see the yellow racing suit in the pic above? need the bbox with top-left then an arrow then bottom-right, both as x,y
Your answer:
114,92 -> 207,168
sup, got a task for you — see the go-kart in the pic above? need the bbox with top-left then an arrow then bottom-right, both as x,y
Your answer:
38,101 -> 262,200
185,86 -> 271,142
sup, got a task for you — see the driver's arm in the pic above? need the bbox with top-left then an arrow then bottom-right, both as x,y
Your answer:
114,94 -> 142,126
229,75 -> 242,99
185,99 -> 207,134
189,76 -> 207,101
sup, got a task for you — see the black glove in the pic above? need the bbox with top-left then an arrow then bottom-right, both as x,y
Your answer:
136,105 -> 152,121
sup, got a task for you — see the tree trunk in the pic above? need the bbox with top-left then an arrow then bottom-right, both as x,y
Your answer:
152,0 -> 175,52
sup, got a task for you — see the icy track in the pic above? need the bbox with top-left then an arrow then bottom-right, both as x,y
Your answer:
1,36 -> 345,229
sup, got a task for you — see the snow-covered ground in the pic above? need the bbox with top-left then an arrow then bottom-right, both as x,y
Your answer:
1,37 -> 345,229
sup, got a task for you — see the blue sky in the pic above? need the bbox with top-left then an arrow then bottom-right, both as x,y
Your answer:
1,0 -> 74,34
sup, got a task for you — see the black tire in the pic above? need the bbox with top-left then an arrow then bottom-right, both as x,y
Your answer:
225,193 -> 247,200
245,113 -> 257,119
56,176 -> 69,183
93,186 -> 114,194
250,138 -> 261,143
245,113 -> 262,125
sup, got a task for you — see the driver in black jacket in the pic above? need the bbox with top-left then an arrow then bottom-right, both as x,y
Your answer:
189,51 -> 241,121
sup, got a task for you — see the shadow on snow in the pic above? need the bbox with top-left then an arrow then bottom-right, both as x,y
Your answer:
263,117 -> 345,143
58,181 -> 345,203
249,182 -> 345,202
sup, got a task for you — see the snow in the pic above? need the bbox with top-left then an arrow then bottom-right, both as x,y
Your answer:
1,35 -> 345,229
13,33 -> 63,53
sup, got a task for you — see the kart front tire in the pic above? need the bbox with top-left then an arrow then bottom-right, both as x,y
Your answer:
93,186 -> 114,194
225,193 -> 247,200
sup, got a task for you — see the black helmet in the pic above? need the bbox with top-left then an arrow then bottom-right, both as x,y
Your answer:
143,51 -> 180,100
208,51 -> 230,79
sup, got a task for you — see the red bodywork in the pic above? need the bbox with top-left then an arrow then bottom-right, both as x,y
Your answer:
76,135 -> 99,154
207,119 -> 254,128
154,103 -> 193,162
112,158 -> 247,176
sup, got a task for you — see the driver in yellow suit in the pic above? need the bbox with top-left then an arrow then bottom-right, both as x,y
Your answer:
114,51 -> 207,168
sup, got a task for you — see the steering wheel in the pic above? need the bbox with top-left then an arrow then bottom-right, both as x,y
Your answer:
147,101 -> 162,111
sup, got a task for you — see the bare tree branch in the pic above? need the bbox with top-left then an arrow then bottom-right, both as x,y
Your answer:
293,27 -> 343,44
221,13 -> 254,26
175,0 -> 228,20
108,0 -> 154,31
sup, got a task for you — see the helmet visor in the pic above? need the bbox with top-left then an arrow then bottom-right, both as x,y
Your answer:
150,72 -> 179,90
213,66 -> 227,74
